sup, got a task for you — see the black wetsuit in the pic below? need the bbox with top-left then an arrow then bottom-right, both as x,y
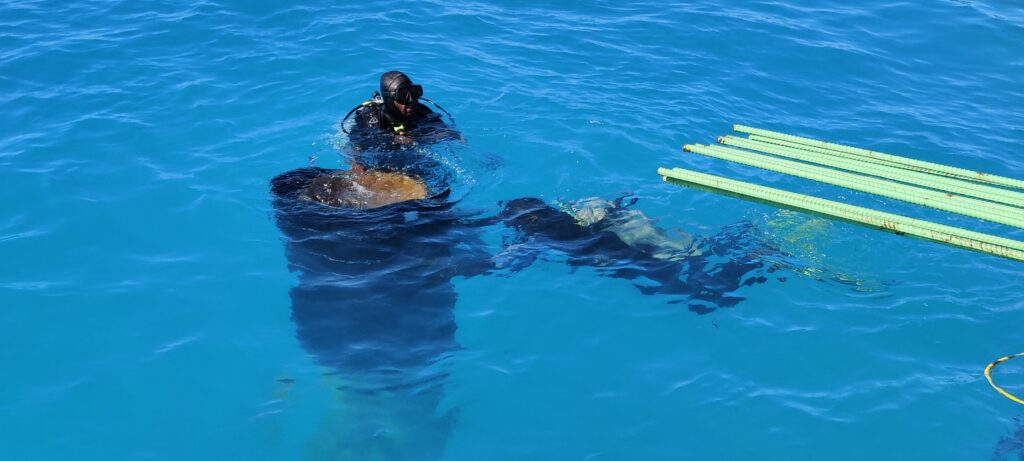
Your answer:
345,100 -> 461,195
494,198 -> 772,314
348,101 -> 461,152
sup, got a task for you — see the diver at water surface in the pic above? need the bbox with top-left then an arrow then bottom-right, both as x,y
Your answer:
343,70 -> 462,154
293,70 -> 463,209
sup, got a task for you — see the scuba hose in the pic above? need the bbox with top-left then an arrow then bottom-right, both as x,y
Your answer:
985,352 -> 1024,405
419,96 -> 454,122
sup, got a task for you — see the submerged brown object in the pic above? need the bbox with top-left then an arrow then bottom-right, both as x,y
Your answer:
303,170 -> 428,208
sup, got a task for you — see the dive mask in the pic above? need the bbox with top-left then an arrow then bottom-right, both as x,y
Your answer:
393,84 -> 423,104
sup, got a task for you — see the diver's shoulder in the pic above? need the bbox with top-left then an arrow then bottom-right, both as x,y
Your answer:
412,102 -> 435,116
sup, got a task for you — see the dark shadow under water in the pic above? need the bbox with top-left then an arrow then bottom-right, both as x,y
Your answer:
271,167 -> 777,459
272,167 -> 489,460
994,423 -> 1024,461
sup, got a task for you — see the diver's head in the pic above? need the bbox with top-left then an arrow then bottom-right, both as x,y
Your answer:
380,70 -> 423,119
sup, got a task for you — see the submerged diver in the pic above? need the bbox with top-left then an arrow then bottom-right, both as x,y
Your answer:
271,168 -> 488,459
493,197 -> 772,314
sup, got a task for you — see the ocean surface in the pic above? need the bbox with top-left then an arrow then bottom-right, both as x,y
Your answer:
3,1 -> 1024,459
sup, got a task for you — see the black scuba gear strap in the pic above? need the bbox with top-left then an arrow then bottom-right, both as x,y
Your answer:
340,92 -> 455,134
340,92 -> 383,134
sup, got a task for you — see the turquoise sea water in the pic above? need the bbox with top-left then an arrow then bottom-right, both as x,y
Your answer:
3,1 -> 1024,459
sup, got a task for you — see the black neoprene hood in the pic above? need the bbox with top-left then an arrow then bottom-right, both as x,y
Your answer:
380,70 -> 414,111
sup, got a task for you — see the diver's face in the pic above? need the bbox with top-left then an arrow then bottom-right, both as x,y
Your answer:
392,99 -> 414,117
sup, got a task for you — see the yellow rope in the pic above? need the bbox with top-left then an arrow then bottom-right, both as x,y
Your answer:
984,353 -> 1024,405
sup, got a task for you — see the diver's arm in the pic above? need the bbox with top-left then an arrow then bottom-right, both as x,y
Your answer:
409,105 -> 464,145
422,114 -> 464,143
394,131 -> 414,145
433,126 -> 465,143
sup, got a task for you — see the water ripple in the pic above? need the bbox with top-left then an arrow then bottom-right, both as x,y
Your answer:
3,0 -> 1023,459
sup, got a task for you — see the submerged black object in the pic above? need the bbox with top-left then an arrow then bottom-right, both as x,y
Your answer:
493,197 -> 773,314
271,168 -> 488,374
269,165 -> 776,456
270,167 -> 489,458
